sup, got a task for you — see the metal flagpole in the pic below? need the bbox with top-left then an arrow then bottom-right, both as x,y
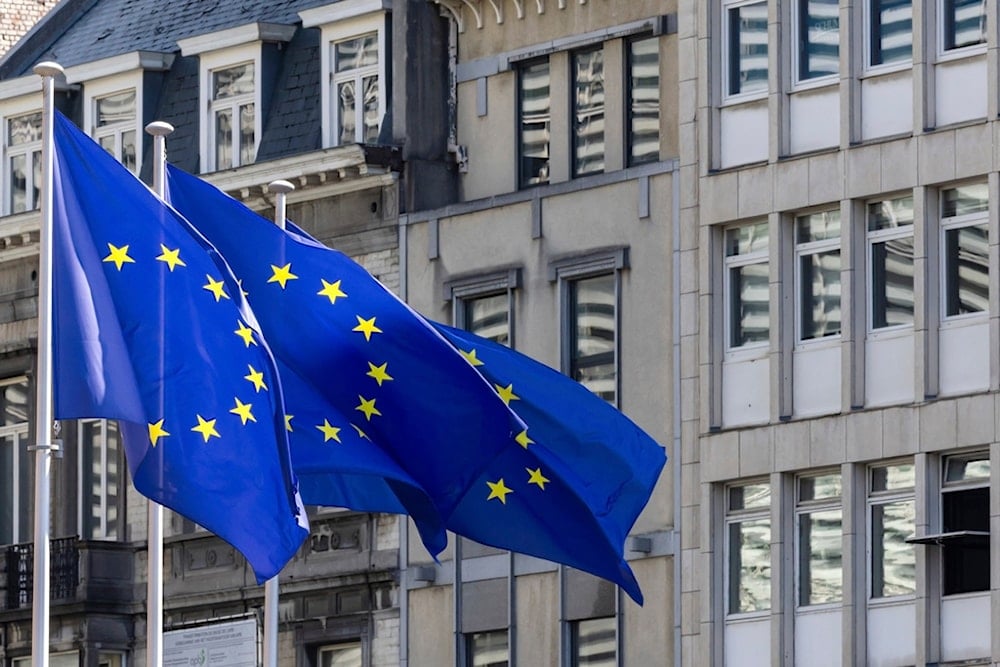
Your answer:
31,60 -> 63,667
145,120 -> 174,667
262,179 -> 293,667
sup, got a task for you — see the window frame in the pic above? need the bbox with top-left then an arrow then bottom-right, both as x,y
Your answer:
939,181 -> 989,323
864,0 -> 914,73
937,0 -> 988,59
723,221 -> 770,355
794,471 -> 843,609
0,376 -> 30,547
316,640 -> 363,667
724,480 -> 772,617
792,0 -> 841,86
866,194 -> 915,335
570,45 -> 606,178
794,208 -> 842,345
569,616 -> 617,666
1,101 -> 42,217
721,0 -> 770,103
937,451 -> 990,596
82,72 -> 143,175
464,628 -> 510,667
625,34 -> 661,166
76,418 -> 124,541
447,268 -> 520,348
867,461 -> 917,602
517,56 -> 552,189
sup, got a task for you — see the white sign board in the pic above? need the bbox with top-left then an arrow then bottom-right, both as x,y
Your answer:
164,618 -> 259,667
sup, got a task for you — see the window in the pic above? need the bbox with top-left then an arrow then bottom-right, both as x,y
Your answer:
796,0 -> 840,81
93,89 -> 137,172
569,273 -> 616,404
941,183 -> 988,318
6,111 -> 41,214
570,617 -> 616,666
867,195 -> 914,330
627,36 -> 660,165
726,481 -> 771,614
796,472 -> 842,606
868,0 -> 912,67
210,62 -> 256,170
725,222 -> 770,349
14,652 -> 79,667
869,462 -> 915,599
724,0 -> 769,97
466,630 -> 509,667
572,47 -> 605,177
318,642 -> 362,667
0,377 -> 30,546
333,33 -> 381,145
78,419 -> 123,540
519,59 -> 551,187
98,653 -> 126,667
940,452 -> 989,595
460,293 -> 511,345
796,210 -> 841,341
942,0 -> 986,51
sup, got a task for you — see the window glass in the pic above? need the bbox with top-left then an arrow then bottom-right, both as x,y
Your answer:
333,33 -> 381,145
628,36 -> 660,165
941,453 -> 989,595
569,274 -> 616,403
462,293 -> 510,346
98,653 -> 125,667
210,63 -> 255,170
0,378 -> 30,546
868,196 -> 914,330
942,183 -> 989,317
798,0 -> 840,80
726,223 -> 770,348
796,210 -> 841,341
81,419 -> 121,540
870,0 -> 913,66
571,617 -> 616,666
467,630 -> 509,667
213,63 -> 254,99
869,463 -> 915,599
7,112 -> 42,214
797,473 -> 842,607
944,452 -> 990,481
729,482 -> 771,510
519,59 -> 551,187
573,48 -> 605,176
799,472 -> 842,501
319,642 -> 362,667
727,481 -> 771,614
943,0 -> 986,50
727,1 -> 769,95
335,34 -> 379,72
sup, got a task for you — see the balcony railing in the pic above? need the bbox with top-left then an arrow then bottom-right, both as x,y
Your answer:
2,537 -> 80,611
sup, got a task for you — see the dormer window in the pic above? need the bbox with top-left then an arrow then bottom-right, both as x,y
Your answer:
94,90 -> 138,172
6,111 -> 41,214
333,33 -> 380,144
211,62 -> 256,170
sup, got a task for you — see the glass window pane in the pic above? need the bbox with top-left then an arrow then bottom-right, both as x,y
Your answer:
728,2 -> 769,95
870,0 -> 912,66
9,153 -> 27,213
726,222 -> 769,256
868,196 -> 914,231
96,90 -> 136,126
799,0 -> 840,79
520,60 -> 550,187
98,135 -> 116,157
319,642 -> 362,667
944,0 -> 986,50
944,223 -> 988,316
105,421 -> 121,539
730,263 -> 770,347
362,75 -> 380,143
572,617 -> 616,666
799,473 -> 842,501
0,379 -> 28,426
729,518 -> 771,613
573,48 -> 605,177
800,249 -> 841,340
215,108 -> 233,171
84,420 -> 104,539
335,33 -> 379,71
944,453 -> 990,482
338,80 -> 358,144
799,508 -> 842,605
122,130 -> 137,172
796,210 -> 840,242
213,63 -> 254,99
871,463 -> 915,491
942,183 -> 988,217
0,434 -> 12,544
8,112 -> 41,145
468,630 -> 509,667
729,482 -> 771,510
98,654 -> 125,667
570,274 -> 616,403
463,294 -> 510,346
871,499 -> 915,597
628,37 -> 660,165
871,236 -> 914,328
239,103 -> 255,166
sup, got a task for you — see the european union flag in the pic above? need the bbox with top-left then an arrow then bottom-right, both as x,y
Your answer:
433,324 -> 665,604
51,112 -> 308,582
164,164 -> 525,556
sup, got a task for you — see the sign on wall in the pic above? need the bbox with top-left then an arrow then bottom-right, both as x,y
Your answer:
164,618 -> 259,667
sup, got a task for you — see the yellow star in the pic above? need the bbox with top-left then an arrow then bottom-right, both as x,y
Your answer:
526,467 -> 550,490
460,348 -> 485,367
366,362 -> 393,386
318,279 -> 348,304
516,429 -> 534,449
285,414 -> 294,432
148,419 -> 170,447
191,415 -> 220,442
103,243 -> 135,271
229,398 -> 256,425
234,321 -> 256,347
351,423 -> 369,440
268,263 -> 298,289
486,478 -> 513,504
155,244 -> 186,271
355,396 -> 382,421
495,383 -> 520,406
353,315 -> 383,341
316,419 -> 341,443
245,365 -> 267,392
203,275 -> 230,302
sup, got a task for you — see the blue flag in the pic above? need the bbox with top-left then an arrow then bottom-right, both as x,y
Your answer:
51,112 -> 308,582
164,164 -> 525,556
432,324 -> 666,603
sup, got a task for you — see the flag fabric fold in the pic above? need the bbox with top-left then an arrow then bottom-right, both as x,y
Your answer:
51,112 -> 308,582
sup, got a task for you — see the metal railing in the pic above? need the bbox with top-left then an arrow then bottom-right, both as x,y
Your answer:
2,537 -> 79,610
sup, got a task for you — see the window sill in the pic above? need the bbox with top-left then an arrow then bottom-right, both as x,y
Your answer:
936,44 -> 987,65
789,77 -> 837,95
860,62 -> 912,80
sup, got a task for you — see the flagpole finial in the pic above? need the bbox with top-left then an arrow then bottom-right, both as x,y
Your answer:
33,61 -> 63,77
267,180 -> 295,194
145,121 -> 174,137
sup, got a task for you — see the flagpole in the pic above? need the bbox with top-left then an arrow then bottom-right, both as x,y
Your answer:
262,179 -> 293,667
31,60 -> 62,667
145,120 -> 174,667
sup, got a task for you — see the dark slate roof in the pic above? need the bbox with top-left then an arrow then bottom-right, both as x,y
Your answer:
2,0 -> 337,76
256,26 -> 322,161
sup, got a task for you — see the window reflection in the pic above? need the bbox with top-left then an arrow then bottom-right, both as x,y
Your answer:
570,274 -> 616,403
573,48 -> 605,176
520,60 -> 550,187
728,1 -> 768,95
628,36 -> 660,165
